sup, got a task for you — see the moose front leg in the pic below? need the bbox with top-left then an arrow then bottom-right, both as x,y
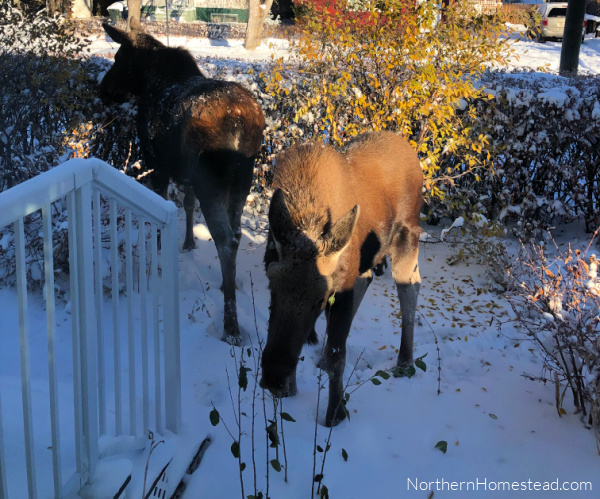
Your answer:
321,289 -> 355,427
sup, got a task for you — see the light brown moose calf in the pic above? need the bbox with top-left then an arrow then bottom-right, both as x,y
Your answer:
260,131 -> 423,427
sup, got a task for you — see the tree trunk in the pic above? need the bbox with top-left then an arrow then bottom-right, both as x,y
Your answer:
46,0 -> 62,15
128,0 -> 142,32
71,0 -> 93,17
245,0 -> 274,50
559,0 -> 586,76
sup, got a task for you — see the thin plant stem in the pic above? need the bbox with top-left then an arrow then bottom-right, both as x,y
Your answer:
142,431 -> 164,498
262,390 -> 270,499
279,398 -> 289,483
311,368 -> 324,499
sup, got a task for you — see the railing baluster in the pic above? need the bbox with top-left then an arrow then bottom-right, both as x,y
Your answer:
125,208 -> 136,435
138,220 -> 150,434
0,392 -> 8,499
150,224 -> 162,431
94,189 -> 106,436
42,203 -> 62,498
74,183 -> 99,482
110,198 -> 122,435
162,215 -> 181,433
15,217 -> 37,499
67,192 -> 83,477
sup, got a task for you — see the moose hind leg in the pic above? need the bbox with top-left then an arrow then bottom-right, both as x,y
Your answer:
391,226 -> 421,367
396,281 -> 420,367
195,186 -> 241,342
183,185 -> 197,250
227,155 -> 255,245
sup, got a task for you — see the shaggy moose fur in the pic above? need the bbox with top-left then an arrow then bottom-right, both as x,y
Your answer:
260,132 -> 423,426
100,23 -> 265,341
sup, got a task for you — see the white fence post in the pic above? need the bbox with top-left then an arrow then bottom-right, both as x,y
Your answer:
43,203 -> 63,498
15,217 -> 37,499
162,212 -> 181,433
74,183 -> 100,480
67,191 -> 84,481
0,387 -> 9,498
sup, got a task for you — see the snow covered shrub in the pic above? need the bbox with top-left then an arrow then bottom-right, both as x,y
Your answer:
469,75 -> 600,237
259,0 -> 514,219
0,1 -> 100,288
508,235 -> 600,452
0,0 -> 93,191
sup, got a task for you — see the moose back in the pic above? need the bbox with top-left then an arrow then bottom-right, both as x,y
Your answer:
260,132 -> 423,426
99,23 -> 265,341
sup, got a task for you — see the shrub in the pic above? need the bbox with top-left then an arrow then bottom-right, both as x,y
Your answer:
0,0 -> 132,289
507,235 -> 600,452
473,74 -> 600,237
259,0 -> 514,219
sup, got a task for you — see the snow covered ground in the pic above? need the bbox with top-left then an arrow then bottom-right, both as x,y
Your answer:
86,26 -> 600,74
1,27 -> 599,499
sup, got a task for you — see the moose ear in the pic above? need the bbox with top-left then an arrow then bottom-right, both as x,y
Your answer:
102,22 -> 132,46
323,205 -> 359,256
269,189 -> 295,243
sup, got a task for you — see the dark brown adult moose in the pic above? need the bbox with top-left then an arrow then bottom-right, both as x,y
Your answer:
99,22 -> 265,343
260,132 -> 422,427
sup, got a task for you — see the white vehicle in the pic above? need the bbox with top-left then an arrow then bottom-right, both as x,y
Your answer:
535,2 -> 586,43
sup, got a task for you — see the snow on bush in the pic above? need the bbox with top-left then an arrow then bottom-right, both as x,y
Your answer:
0,0 -> 130,289
465,73 -> 600,238
507,235 -> 600,451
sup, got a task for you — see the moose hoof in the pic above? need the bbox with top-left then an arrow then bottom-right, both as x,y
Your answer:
278,386 -> 298,398
396,359 -> 414,370
223,332 -> 242,347
325,406 -> 346,428
316,356 -> 331,372
282,377 -> 298,397
182,239 -> 197,251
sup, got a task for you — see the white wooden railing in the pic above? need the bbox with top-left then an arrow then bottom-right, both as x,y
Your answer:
0,158 -> 181,498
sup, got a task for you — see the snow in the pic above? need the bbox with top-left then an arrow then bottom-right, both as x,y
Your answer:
1,27 -> 599,499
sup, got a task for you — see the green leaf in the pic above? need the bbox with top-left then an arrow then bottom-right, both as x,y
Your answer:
270,459 -> 282,472
328,294 -> 336,306
231,441 -> 240,458
375,369 -> 390,380
370,377 -> 382,386
415,358 -> 427,372
209,408 -> 220,426
342,448 -> 348,461
240,462 -> 246,472
280,412 -> 296,422
435,441 -> 448,454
